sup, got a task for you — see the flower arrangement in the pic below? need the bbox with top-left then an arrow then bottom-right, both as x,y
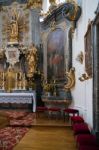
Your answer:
43,80 -> 55,93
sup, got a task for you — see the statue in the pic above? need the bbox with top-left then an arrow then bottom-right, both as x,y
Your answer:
26,44 -> 37,78
5,66 -> 16,92
9,9 -> 19,43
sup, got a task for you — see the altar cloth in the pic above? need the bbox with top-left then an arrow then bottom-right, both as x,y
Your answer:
0,92 -> 36,112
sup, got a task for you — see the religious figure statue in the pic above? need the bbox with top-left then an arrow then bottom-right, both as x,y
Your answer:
9,8 -> 19,43
26,44 -> 37,78
4,66 -> 16,92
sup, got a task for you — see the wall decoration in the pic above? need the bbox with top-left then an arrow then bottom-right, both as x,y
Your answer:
27,0 -> 42,9
64,67 -> 75,90
78,73 -> 90,82
5,46 -> 20,66
76,51 -> 84,64
2,6 -> 29,44
84,21 -> 92,77
47,28 -> 65,81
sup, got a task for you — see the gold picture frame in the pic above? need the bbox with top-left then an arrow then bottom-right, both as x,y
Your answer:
84,21 -> 93,77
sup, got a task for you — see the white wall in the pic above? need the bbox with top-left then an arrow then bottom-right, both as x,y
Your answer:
42,0 -> 50,13
72,0 -> 99,128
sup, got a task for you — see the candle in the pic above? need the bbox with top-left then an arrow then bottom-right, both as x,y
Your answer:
2,72 -> 4,90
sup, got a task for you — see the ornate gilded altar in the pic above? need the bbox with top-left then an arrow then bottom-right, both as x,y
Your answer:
0,2 -> 38,92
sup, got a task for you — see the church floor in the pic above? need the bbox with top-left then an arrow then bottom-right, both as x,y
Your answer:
14,114 -> 77,150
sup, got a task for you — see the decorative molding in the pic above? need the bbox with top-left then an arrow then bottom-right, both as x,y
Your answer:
27,0 -> 42,9
64,67 -> 75,90
76,51 -> 84,64
41,2 -> 81,30
50,20 -> 56,31
79,73 -> 90,82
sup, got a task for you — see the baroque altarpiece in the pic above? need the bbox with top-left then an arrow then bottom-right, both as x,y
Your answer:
0,0 -> 81,106
0,0 -> 42,92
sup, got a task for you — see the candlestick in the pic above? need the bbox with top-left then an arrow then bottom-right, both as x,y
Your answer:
2,72 -> 4,90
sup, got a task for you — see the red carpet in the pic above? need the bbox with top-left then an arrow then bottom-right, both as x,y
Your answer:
10,113 -> 35,127
5,111 -> 27,119
0,127 -> 29,150
0,110 -> 36,149
0,110 -> 35,127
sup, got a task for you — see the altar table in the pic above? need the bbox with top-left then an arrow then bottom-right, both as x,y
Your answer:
0,92 -> 36,112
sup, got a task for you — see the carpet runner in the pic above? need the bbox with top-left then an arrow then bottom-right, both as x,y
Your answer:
10,113 -> 34,127
0,110 -> 35,127
0,110 -> 35,149
0,127 -> 29,150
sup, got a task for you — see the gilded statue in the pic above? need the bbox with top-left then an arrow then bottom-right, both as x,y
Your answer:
26,44 -> 37,78
9,8 -> 19,43
4,66 -> 16,92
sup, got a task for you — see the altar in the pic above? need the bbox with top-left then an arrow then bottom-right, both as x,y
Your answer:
0,92 -> 36,112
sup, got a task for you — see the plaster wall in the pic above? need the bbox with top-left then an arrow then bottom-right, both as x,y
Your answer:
72,0 -> 99,128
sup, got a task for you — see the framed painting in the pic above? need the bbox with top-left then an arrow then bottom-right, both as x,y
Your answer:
5,47 -> 20,65
84,21 -> 93,77
47,28 -> 65,82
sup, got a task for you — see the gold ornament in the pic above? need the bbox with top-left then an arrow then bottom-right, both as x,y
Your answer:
9,8 -> 19,43
64,67 -> 75,90
2,7 -> 28,43
27,0 -> 42,9
4,67 -> 16,92
26,44 -> 37,78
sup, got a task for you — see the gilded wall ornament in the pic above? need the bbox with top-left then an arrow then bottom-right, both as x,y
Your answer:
76,51 -> 84,64
79,73 -> 90,82
64,67 -> 75,90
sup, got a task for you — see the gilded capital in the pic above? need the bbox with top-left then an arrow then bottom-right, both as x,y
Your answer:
27,0 -> 42,9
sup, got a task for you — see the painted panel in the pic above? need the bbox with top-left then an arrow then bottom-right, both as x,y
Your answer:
47,28 -> 65,81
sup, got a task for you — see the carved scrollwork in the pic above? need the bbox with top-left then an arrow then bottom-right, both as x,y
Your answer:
27,0 -> 42,9
64,67 -> 75,90
62,3 -> 81,22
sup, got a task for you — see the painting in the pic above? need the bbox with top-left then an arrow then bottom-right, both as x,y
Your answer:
5,47 -> 20,65
8,50 -> 17,59
47,28 -> 65,82
84,22 -> 92,77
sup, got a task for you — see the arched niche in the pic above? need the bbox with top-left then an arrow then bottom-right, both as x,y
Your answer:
47,28 -> 65,82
